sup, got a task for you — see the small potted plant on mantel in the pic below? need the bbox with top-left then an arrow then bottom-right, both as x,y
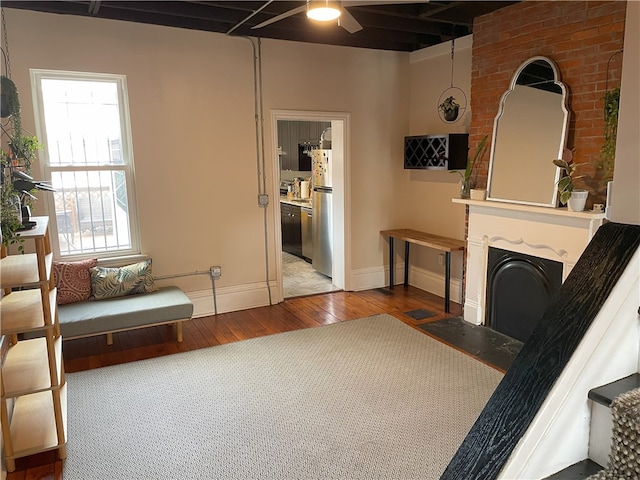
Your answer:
439,96 -> 460,122
451,134 -> 488,199
553,148 -> 588,212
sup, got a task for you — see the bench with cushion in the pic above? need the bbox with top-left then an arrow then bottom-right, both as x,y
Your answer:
58,285 -> 193,344
48,258 -> 193,345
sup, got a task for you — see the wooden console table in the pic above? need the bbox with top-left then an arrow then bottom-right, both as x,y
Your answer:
380,229 -> 465,313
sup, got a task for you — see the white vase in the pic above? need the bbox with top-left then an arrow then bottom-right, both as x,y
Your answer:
567,189 -> 588,212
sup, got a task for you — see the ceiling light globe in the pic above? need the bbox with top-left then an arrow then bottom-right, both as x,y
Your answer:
307,7 -> 341,22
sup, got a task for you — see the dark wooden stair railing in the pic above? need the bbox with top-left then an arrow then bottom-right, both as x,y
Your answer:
441,222 -> 640,480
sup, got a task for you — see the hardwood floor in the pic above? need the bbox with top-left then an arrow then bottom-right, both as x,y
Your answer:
6,286 -> 461,480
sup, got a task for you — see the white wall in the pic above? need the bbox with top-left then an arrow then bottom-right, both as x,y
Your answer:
8,5 -> 632,314
407,36 -> 472,243
3,8 -> 413,309
610,0 -> 640,226
392,36 -> 474,297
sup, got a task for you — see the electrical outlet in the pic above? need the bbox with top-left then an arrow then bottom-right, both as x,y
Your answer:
210,266 -> 221,278
258,194 -> 269,206
438,254 -> 444,265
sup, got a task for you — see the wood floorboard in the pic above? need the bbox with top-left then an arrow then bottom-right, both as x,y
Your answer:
189,317 -> 221,346
198,315 -> 236,345
281,296 -> 339,326
7,286 -> 462,480
182,318 -> 214,350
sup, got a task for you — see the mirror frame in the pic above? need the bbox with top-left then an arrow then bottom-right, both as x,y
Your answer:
486,56 -> 570,207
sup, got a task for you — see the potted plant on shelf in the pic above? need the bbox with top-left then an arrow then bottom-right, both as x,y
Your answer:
553,148 -> 587,211
1,152 -> 24,249
439,96 -> 460,122
451,134 -> 488,199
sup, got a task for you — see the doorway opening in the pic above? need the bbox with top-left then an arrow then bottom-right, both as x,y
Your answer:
272,111 -> 349,300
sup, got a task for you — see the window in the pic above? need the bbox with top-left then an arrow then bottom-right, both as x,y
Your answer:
31,70 -> 140,259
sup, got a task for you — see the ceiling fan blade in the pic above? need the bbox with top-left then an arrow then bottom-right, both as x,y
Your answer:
340,9 -> 363,33
251,5 -> 307,30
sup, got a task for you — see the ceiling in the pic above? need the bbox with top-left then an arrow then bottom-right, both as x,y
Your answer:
2,1 -> 519,52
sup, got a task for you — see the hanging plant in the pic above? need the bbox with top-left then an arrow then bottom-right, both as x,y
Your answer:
1,75 -> 21,126
599,86 -> 619,181
439,96 -> 460,122
9,134 -> 42,174
0,75 -> 42,243
436,38 -> 468,124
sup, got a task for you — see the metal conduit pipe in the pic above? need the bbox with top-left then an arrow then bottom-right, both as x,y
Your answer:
257,39 -> 272,305
244,36 -> 273,305
162,37 -> 274,317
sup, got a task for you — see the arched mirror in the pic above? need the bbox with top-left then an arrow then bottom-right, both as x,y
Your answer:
486,56 -> 570,207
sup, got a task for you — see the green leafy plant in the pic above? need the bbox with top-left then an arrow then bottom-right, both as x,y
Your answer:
0,193 -> 24,250
0,76 -> 43,246
439,96 -> 461,121
439,96 -> 460,114
553,148 -> 585,205
599,86 -> 619,181
451,134 -> 489,189
1,75 -> 21,125
9,134 -> 42,177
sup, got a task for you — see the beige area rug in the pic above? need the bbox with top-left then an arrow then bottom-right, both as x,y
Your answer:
63,314 -> 503,479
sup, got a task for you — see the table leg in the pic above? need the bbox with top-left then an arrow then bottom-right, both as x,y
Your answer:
445,251 -> 451,313
404,241 -> 410,286
389,237 -> 395,289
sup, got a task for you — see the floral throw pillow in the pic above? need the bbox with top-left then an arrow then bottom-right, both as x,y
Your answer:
90,258 -> 158,300
53,258 -> 98,305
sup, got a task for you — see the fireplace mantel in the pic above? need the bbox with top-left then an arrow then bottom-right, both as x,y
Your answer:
453,198 -> 606,325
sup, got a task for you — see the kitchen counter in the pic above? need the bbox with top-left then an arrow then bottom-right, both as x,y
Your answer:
280,196 -> 312,208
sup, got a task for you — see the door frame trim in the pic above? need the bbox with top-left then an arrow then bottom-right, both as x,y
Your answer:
270,110 -> 351,301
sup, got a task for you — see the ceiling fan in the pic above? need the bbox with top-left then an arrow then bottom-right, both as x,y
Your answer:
251,1 -> 426,34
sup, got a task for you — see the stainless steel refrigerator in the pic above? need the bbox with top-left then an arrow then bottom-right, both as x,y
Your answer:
311,150 -> 332,278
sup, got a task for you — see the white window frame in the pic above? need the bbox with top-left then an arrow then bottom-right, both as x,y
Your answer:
30,69 -> 141,261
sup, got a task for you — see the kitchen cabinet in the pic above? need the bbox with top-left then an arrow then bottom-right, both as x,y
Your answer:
278,121 -> 331,172
287,122 -> 299,170
301,206 -> 313,262
281,202 -> 302,257
279,121 -> 304,171
297,122 -> 310,143
278,121 -> 292,171
0,217 -> 67,472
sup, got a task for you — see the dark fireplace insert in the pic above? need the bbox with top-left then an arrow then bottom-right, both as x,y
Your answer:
486,247 -> 563,343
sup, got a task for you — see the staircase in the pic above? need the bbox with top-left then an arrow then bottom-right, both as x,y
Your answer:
546,374 -> 640,479
441,223 -> 640,480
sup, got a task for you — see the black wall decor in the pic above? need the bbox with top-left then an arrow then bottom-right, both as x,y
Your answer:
404,133 -> 468,170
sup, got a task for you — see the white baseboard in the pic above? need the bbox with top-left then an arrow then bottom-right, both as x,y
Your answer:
350,263 -> 462,303
188,281 -> 277,318
463,299 -> 483,325
187,265 -> 460,318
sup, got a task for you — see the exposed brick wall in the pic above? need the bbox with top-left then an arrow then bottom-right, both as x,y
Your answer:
470,0 -> 626,206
